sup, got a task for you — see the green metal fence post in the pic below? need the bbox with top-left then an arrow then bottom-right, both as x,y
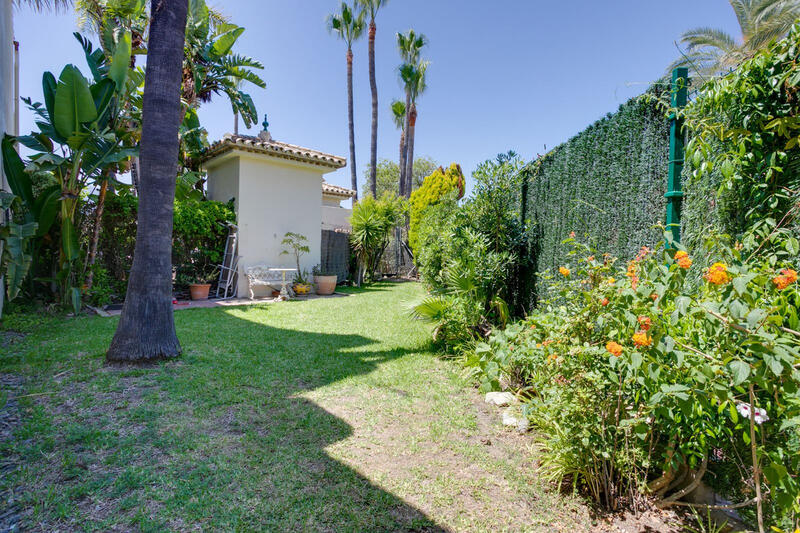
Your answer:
665,67 -> 688,247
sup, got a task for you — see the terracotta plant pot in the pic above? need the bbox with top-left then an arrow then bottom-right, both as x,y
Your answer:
189,283 -> 211,300
314,275 -> 337,295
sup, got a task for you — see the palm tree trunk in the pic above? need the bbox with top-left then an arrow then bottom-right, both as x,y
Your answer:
84,174 -> 109,291
405,103 -> 417,199
347,48 -> 358,201
400,90 -> 411,197
368,21 -> 378,198
233,111 -> 239,135
397,129 -> 405,196
107,0 -> 187,363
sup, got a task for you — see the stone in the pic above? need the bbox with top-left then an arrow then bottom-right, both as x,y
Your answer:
484,391 -> 517,406
501,408 -> 530,433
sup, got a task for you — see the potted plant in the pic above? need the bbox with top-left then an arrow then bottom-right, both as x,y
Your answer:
188,264 -> 218,300
280,232 -> 312,295
293,270 -> 312,295
312,264 -> 338,295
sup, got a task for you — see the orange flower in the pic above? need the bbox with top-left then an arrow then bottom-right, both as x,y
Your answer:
569,231 -> 576,238
606,341 -> 623,357
542,339 -> 554,347
674,250 -> 693,269
600,297 -> 610,306
548,353 -> 558,362
559,266 -> 570,277
632,331 -> 653,348
650,293 -> 658,301
637,316 -> 652,331
607,277 -> 616,285
587,255 -> 595,262
704,263 -> 731,285
773,268 -> 797,290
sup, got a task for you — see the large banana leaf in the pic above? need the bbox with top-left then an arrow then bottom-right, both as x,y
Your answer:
0,218 -> 37,301
209,27 -> 244,59
32,185 -> 60,238
1,136 -> 34,211
61,216 -> 80,262
108,30 -> 132,90
53,64 -> 98,144
90,78 -> 116,126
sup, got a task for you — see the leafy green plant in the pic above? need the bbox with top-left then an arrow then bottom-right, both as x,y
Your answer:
408,163 -> 465,255
172,199 -> 236,287
3,31 -> 138,313
349,193 -> 405,285
280,232 -> 310,284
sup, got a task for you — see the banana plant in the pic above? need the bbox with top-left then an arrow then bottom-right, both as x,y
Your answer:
4,31 -> 139,313
0,191 -> 38,318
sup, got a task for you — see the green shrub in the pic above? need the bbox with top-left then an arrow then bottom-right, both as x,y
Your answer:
349,193 -> 405,285
98,194 -> 235,296
408,163 -> 465,256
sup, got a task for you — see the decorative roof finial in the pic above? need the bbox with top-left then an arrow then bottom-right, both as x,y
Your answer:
258,113 -> 272,141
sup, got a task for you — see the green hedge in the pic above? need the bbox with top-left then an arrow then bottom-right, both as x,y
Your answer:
524,88 -> 670,299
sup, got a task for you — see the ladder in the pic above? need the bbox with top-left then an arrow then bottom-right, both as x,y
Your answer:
216,223 -> 239,299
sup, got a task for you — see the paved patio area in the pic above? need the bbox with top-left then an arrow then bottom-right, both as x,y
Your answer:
94,292 -> 349,317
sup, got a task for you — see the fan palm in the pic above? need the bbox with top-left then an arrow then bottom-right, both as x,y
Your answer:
357,0 -> 388,198
670,0 -> 800,78
399,60 -> 428,202
327,2 -> 366,200
396,30 -> 426,197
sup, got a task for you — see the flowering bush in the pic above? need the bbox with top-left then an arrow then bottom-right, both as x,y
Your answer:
468,234 -> 800,527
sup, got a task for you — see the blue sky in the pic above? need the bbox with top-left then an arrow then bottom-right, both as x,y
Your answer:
13,1 -> 740,200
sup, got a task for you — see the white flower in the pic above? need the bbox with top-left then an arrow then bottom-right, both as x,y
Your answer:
736,402 -> 769,425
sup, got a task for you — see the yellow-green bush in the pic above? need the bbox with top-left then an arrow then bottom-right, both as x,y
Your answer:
408,163 -> 465,255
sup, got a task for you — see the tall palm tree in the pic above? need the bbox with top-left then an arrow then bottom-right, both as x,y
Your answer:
390,99 -> 406,196
357,0 -> 388,198
399,60 -> 428,201
670,0 -> 800,78
107,0 -> 187,363
327,2 -> 365,200
396,30 -> 426,197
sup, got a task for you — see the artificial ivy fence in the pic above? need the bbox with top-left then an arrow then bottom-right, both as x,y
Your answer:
524,88 -> 670,301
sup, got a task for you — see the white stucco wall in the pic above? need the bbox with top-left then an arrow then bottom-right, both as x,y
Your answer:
206,157 -> 239,207
0,2 -> 14,193
321,205 -> 352,231
206,151 -> 327,298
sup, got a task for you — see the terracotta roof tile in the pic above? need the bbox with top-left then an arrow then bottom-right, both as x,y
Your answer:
201,133 -> 346,169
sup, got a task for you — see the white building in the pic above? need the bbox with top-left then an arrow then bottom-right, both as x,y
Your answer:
201,130 -> 354,298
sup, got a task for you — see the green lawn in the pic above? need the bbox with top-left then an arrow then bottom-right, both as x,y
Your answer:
0,282 -> 593,532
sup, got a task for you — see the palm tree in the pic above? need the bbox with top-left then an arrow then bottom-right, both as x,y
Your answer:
327,2 -> 366,200
357,0 -> 388,198
390,99 -> 406,196
396,30 -> 426,197
399,60 -> 428,201
107,0 -> 187,363
670,0 -> 800,78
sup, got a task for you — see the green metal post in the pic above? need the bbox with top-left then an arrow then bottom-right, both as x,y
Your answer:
665,67 -> 688,247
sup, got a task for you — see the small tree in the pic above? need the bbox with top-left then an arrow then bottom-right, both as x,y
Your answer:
349,193 -> 405,285
280,232 -> 310,282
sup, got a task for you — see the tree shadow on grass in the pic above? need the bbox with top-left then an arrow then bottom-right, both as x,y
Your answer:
11,303 -> 447,531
